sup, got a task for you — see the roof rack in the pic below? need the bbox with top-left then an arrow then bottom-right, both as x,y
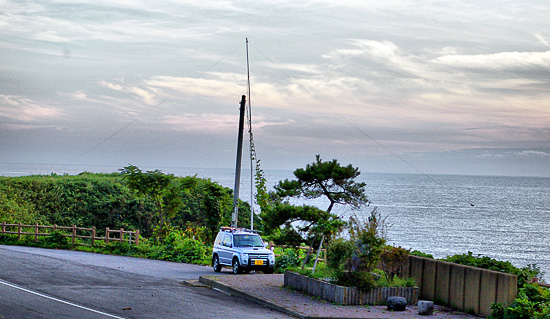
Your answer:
220,226 -> 258,234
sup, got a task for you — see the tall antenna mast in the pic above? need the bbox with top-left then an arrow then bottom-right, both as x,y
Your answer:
246,38 -> 255,230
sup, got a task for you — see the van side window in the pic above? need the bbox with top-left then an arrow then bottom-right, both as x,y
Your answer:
222,234 -> 232,247
214,232 -> 223,246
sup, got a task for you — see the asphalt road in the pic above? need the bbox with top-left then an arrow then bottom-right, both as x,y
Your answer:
0,245 -> 291,319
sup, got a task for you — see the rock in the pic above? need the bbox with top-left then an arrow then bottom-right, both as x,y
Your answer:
418,300 -> 434,315
386,296 -> 407,311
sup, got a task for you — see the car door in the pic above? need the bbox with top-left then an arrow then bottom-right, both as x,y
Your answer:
218,233 -> 233,265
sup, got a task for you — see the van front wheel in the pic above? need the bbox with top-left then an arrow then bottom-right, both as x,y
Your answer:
212,255 -> 222,272
232,258 -> 242,274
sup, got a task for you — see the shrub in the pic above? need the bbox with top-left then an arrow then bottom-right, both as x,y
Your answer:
443,252 -> 542,286
40,231 -> 70,249
326,238 -> 354,270
489,283 -> 550,319
346,209 -> 386,273
410,250 -> 434,259
276,249 -> 300,272
335,270 -> 375,290
380,245 -> 410,283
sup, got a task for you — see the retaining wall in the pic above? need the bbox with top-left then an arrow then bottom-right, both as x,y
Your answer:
284,271 -> 418,305
407,256 -> 517,317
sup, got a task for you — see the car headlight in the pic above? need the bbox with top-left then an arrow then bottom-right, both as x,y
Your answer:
241,253 -> 249,259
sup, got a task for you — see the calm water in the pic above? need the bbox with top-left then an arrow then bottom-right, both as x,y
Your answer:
2,163 -> 549,279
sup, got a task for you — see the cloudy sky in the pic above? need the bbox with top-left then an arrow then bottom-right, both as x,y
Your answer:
1,0 -> 549,177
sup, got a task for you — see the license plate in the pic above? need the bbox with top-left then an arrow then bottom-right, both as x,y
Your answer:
254,260 -> 264,265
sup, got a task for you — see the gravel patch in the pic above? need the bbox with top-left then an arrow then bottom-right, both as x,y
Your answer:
203,273 -> 481,319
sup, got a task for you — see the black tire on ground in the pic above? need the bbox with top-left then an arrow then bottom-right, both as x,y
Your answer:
232,258 -> 241,274
212,255 -> 222,272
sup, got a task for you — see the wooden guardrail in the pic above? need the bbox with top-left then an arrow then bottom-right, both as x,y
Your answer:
0,222 -> 139,246
531,278 -> 550,288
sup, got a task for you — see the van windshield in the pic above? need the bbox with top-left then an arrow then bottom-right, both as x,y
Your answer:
233,234 -> 264,247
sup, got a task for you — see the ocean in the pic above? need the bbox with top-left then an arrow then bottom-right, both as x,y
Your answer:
2,163 -> 549,279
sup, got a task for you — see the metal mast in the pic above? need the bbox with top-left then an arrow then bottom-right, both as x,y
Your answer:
246,38 -> 255,230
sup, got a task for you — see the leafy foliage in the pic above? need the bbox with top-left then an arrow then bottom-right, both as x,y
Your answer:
326,238 -> 355,270
443,251 -> 543,287
380,245 -> 410,283
489,283 -> 550,319
329,209 -> 389,291
275,249 -> 301,272
0,170 -> 248,243
120,165 -> 176,240
39,231 -> 70,249
347,209 -> 387,273
275,155 -> 368,214
410,250 -> 434,259
262,155 -> 366,245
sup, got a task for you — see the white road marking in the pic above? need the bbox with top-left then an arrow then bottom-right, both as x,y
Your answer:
0,279 -> 127,319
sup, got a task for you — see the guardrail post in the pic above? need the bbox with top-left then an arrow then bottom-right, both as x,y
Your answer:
105,227 -> 110,244
119,228 -> 124,243
135,230 -> 139,245
2,222 -> 6,235
92,227 -> 96,246
18,222 -> 22,240
72,225 -> 76,245
35,223 -> 39,242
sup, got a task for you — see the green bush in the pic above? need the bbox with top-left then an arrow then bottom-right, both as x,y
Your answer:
326,238 -> 354,270
40,231 -> 70,249
347,209 -> 386,273
335,270 -> 375,290
276,249 -> 300,272
410,250 -> 434,259
380,245 -> 410,283
373,269 -> 416,288
443,252 -> 542,286
489,283 -> 550,319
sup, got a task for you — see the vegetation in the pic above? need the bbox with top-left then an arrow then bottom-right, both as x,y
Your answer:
489,283 -> 550,319
380,245 -> 410,283
275,208 -> 414,291
261,155 -> 367,247
0,228 -> 211,265
333,209 -> 393,290
0,168 -> 251,244
443,252 -> 542,287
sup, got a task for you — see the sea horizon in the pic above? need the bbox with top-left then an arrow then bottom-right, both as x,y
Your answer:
1,162 -> 549,180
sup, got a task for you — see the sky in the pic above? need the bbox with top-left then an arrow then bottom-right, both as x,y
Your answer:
1,0 -> 549,178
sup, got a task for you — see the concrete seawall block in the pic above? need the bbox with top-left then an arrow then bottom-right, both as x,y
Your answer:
410,256 -> 425,292
435,261 -> 452,305
464,266 -> 482,314
479,270 -> 498,317
449,264 -> 466,311
496,273 -> 517,307
422,258 -> 437,300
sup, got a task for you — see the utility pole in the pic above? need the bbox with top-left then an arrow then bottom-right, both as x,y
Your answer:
231,95 -> 247,228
